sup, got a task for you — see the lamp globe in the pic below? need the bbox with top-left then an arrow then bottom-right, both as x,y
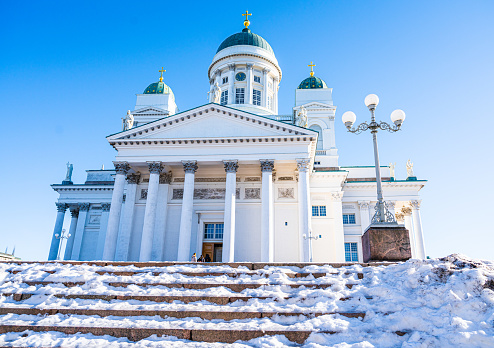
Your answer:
364,94 -> 379,107
390,109 -> 406,126
342,111 -> 357,128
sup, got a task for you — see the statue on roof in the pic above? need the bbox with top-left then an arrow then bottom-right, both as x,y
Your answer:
122,110 -> 134,131
212,82 -> 221,104
389,162 -> 396,178
296,106 -> 308,128
65,162 -> 73,182
406,159 -> 414,178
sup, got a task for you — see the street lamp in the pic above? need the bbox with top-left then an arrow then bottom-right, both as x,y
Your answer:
303,230 -> 322,262
55,228 -> 71,261
342,94 -> 406,224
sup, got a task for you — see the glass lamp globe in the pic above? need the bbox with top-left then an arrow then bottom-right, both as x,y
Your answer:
390,109 -> 406,126
364,94 -> 379,107
342,111 -> 357,128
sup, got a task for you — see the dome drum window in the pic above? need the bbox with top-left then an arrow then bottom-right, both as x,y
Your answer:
254,76 -> 261,83
235,88 -> 245,104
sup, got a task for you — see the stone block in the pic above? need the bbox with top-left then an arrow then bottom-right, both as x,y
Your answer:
362,225 -> 411,263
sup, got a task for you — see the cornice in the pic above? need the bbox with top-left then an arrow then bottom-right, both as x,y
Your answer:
52,185 -> 113,193
343,181 -> 426,190
209,53 -> 282,80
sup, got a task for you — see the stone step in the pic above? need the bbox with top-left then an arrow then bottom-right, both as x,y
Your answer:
7,269 -> 359,279
21,281 -> 355,292
0,325 -> 326,344
0,307 -> 365,320
3,293 -> 289,304
1,260 -> 393,269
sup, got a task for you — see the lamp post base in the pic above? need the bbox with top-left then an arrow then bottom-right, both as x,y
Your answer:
362,224 -> 411,262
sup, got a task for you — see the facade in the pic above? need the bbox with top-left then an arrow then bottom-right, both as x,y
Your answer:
48,19 -> 427,263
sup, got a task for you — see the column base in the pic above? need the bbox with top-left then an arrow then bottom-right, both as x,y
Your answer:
362,224 -> 411,263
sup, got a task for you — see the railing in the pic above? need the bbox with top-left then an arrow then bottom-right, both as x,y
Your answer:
315,150 -> 327,155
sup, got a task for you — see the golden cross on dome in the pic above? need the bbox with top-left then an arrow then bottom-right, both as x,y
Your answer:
242,11 -> 252,28
308,62 -> 316,77
159,67 -> 166,82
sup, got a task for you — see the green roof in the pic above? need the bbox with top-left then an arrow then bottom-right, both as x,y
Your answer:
298,76 -> 328,89
143,81 -> 172,94
217,28 -> 274,55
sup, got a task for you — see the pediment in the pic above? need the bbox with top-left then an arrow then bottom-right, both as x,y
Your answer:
108,104 -> 317,141
132,106 -> 169,116
294,102 -> 336,110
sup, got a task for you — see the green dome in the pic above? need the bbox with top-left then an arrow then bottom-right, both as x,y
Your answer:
217,28 -> 274,55
143,81 -> 172,94
297,76 -> 328,89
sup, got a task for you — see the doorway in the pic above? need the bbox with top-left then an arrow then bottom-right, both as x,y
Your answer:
202,242 -> 223,262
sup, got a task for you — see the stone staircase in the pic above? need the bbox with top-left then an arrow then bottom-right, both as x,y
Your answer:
0,260 -> 396,346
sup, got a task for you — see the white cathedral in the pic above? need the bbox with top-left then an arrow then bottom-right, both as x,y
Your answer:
48,16 -> 427,263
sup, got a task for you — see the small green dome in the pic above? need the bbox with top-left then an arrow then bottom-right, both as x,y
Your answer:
217,28 -> 274,55
298,76 -> 328,89
143,81 -> 172,94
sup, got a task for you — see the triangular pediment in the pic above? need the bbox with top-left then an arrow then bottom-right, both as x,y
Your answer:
108,104 -> 317,141
294,102 -> 336,111
132,106 -> 169,116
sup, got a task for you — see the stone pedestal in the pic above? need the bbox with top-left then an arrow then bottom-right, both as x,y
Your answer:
362,225 -> 411,262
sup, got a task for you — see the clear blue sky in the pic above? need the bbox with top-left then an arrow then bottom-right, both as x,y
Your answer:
1,1 -> 493,261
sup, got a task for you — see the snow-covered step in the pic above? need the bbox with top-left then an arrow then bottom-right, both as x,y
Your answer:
19,281 -> 356,292
0,324 -> 326,344
0,307 -> 366,320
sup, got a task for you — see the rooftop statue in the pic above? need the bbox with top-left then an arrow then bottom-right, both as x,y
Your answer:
406,159 -> 414,178
212,82 -> 221,104
296,106 -> 308,128
122,110 -> 134,131
65,162 -> 73,182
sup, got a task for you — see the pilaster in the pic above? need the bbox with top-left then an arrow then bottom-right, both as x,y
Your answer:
260,160 -> 274,262
177,160 -> 198,261
95,203 -> 111,260
297,159 -> 311,262
63,208 -> 79,260
71,203 -> 90,261
223,160 -> 238,262
115,173 -> 140,261
246,64 -> 253,104
151,171 -> 172,261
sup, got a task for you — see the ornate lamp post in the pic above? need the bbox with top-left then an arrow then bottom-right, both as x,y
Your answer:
342,94 -> 406,224
303,230 -> 322,262
55,228 -> 71,261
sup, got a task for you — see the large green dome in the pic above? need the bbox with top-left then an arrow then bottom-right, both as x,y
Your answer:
217,28 -> 274,55
143,81 -> 172,94
298,76 -> 328,89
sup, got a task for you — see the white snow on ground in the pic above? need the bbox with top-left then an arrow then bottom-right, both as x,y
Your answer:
0,254 -> 493,347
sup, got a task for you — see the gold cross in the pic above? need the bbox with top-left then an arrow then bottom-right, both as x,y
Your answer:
159,67 -> 166,82
308,61 -> 316,77
242,11 -> 252,28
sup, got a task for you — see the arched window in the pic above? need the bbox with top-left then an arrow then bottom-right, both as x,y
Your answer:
310,125 -> 323,150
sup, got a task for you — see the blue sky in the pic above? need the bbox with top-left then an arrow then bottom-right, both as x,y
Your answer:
1,1 -> 493,261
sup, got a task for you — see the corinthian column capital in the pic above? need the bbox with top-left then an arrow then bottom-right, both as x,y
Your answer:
101,203 -> 111,211
78,203 -> 90,211
182,161 -> 198,174
126,173 -> 141,184
56,203 -> 67,213
223,160 -> 239,173
148,162 -> 163,175
260,160 -> 274,173
296,159 -> 311,172
114,162 -> 130,175
410,200 -> 421,209
160,171 -> 172,184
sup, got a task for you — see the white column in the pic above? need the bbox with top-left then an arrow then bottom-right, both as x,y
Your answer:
261,69 -> 269,108
114,173 -> 140,261
273,78 -> 279,114
228,64 -> 235,104
71,203 -> 90,260
222,160 -> 238,262
63,208 -> 79,260
48,203 -> 67,260
151,171 -> 171,261
411,200 -> 426,259
95,203 -> 111,260
331,192 -> 346,262
358,201 -> 371,234
297,159 -> 311,262
402,207 -> 416,258
103,162 -> 130,260
177,161 -> 198,261
140,162 -> 163,262
246,64 -> 253,104
260,160 -> 274,262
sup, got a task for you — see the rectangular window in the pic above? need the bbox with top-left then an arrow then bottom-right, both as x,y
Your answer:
254,75 -> 261,83
253,89 -> 261,106
312,206 -> 327,217
222,77 -> 228,84
220,90 -> 228,105
343,214 -> 356,224
345,242 -> 359,262
204,223 -> 224,240
235,88 -> 245,104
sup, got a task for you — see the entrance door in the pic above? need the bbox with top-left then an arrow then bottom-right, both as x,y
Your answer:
202,242 -> 214,262
213,244 -> 223,262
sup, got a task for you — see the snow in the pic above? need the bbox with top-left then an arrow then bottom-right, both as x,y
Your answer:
0,254 -> 493,347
